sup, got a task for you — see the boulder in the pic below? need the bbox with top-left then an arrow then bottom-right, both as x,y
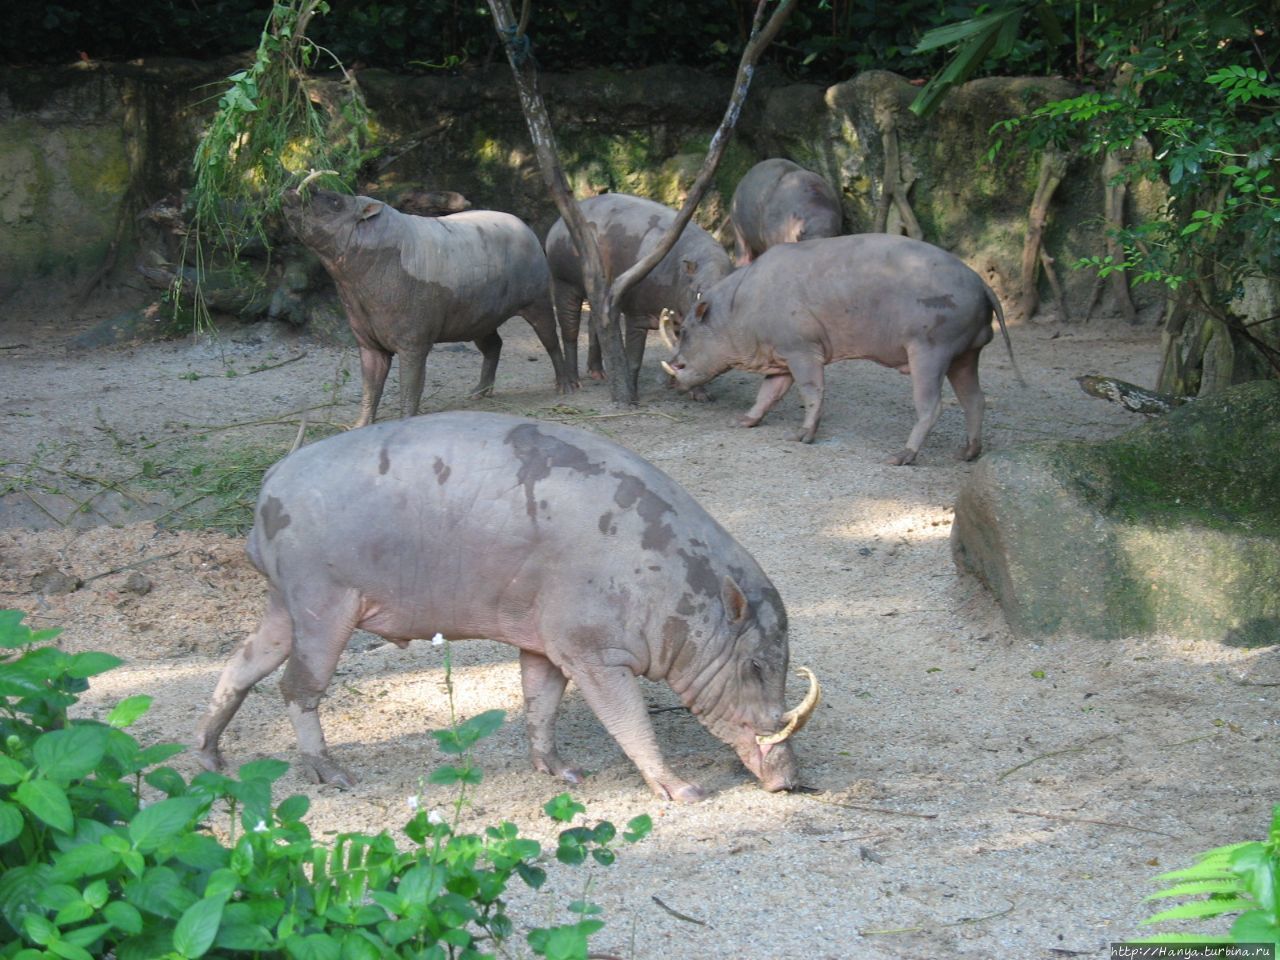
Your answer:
952,380 -> 1280,644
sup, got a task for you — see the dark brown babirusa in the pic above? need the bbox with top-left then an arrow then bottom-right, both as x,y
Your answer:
729,158 -> 842,266
662,234 -> 1016,465
194,412 -> 819,802
544,193 -> 732,393
282,188 -> 572,428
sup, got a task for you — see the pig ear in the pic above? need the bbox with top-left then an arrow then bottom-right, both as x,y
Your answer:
722,576 -> 750,626
359,200 -> 385,221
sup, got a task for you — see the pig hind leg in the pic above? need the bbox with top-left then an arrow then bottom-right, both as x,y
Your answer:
736,373 -> 794,429
783,352 -> 826,443
520,651 -> 585,784
519,295 -> 574,394
890,345 -> 949,465
946,348 -> 985,461
469,332 -> 501,399
553,283 -> 591,385
277,587 -> 363,788
195,585 -> 294,773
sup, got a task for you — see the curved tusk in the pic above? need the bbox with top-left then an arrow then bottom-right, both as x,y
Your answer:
658,311 -> 678,351
660,360 -> 679,378
756,666 -> 821,746
298,168 -> 339,193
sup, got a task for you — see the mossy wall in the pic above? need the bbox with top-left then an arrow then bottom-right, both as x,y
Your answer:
1,59 -> 1164,324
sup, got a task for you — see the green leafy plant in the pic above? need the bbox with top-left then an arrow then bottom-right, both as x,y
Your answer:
0,609 -> 649,959
1137,804 -> 1280,945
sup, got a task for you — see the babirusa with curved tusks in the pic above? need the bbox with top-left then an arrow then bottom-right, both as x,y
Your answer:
757,666 -> 821,746
661,360 -> 679,377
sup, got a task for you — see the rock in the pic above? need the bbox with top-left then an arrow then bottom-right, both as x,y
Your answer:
31,566 -> 82,595
952,380 -> 1280,644
122,571 -> 152,595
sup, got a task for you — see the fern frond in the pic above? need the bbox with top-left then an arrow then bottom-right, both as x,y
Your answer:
1141,897 -> 1255,924
1145,879 -> 1245,901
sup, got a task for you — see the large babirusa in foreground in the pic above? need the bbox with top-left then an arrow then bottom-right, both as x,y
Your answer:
195,412 -> 819,801
662,233 -> 1016,465
283,185 -> 572,428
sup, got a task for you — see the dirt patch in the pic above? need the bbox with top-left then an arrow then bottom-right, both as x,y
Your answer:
2,302 -> 1275,959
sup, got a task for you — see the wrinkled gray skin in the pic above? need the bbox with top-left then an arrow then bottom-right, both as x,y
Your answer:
194,412 -> 802,802
666,234 -> 1013,465
729,159 -> 842,267
282,189 -> 572,428
544,193 -> 732,393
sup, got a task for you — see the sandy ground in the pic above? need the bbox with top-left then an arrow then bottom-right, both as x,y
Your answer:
2,300 -> 1277,960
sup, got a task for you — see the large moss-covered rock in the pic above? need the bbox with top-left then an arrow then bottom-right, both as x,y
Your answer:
952,380 -> 1280,643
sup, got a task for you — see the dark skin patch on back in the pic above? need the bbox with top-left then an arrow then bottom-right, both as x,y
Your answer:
919,294 -> 956,310
598,511 -> 616,535
260,495 -> 292,540
611,471 -> 676,552
432,457 -> 451,485
506,423 -> 605,518
379,446 -> 391,475
677,547 -> 720,599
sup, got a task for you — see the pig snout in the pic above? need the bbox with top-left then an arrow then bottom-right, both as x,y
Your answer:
736,736 -> 800,792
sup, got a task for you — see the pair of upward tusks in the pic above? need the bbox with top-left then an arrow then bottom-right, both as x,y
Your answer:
658,310 -> 678,351
756,667 -> 822,746
298,168 -> 339,192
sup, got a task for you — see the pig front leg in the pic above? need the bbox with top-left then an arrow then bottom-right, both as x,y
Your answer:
354,346 -> 392,428
398,343 -> 434,416
195,586 -> 294,773
519,650 -> 585,784
569,659 -> 706,803
736,373 -> 793,429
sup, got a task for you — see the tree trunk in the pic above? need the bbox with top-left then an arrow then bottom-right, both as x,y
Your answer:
486,0 -> 797,406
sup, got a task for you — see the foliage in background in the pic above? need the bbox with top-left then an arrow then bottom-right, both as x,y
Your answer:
0,609 -> 650,959
1137,804 -> 1280,945
916,0 -> 1279,384
2,0 -> 1083,84
182,0 -> 369,332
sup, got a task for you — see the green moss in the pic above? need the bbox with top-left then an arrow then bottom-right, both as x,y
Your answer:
1060,381 -> 1280,536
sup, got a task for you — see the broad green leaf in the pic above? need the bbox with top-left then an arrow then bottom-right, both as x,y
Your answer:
237,758 -> 289,783
50,843 -> 119,881
174,896 -> 226,959
104,906 -> 143,936
284,932 -> 342,960
0,801 -> 24,843
64,651 -> 123,679
129,796 -> 205,853
107,695 -> 152,728
34,726 -> 108,781
0,754 -> 28,785
16,778 -> 74,833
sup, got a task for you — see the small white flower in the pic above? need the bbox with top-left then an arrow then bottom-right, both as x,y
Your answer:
431,633 -> 445,646
428,809 -> 445,825
253,820 -> 268,833
407,794 -> 421,811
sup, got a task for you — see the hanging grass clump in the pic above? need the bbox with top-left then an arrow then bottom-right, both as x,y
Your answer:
179,0 -> 370,333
